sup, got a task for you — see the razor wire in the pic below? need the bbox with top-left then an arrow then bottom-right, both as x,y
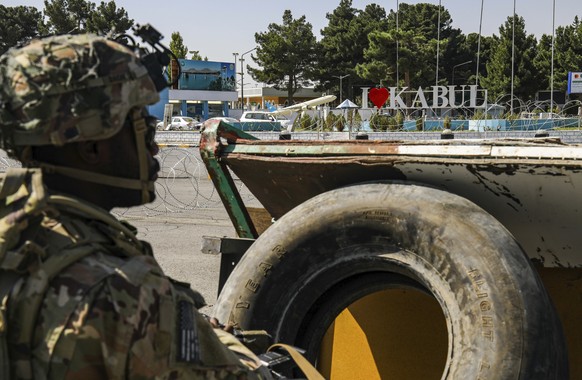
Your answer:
0,148 -> 257,218
115,147 -> 257,218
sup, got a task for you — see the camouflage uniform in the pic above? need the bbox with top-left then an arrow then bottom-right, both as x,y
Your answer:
0,34 -> 264,379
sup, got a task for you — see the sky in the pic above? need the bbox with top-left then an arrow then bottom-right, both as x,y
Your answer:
4,0 -> 581,85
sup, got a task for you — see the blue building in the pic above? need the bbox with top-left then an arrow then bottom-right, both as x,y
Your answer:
148,59 -> 237,121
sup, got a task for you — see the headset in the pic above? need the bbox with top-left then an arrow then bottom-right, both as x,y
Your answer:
115,23 -> 181,91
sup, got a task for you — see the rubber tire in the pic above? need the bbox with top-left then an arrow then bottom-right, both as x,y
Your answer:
214,182 -> 568,379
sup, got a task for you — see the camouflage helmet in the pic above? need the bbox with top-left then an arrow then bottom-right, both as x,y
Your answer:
0,33 -> 160,155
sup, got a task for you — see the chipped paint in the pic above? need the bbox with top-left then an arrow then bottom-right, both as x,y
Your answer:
200,131 -> 582,267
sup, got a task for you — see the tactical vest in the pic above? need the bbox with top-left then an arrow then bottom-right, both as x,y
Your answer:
0,168 -> 157,379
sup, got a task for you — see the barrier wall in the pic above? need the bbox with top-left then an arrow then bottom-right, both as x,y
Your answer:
156,129 -> 582,146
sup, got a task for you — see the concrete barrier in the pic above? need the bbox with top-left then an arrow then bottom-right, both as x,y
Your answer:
155,129 -> 582,146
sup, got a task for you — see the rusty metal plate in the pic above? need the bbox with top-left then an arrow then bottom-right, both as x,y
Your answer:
221,139 -> 582,268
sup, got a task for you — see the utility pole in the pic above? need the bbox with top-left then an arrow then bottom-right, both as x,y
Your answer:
333,74 -> 350,103
436,0 -> 441,87
396,0 -> 400,90
232,52 -> 239,107
476,0 -> 484,86
240,47 -> 256,111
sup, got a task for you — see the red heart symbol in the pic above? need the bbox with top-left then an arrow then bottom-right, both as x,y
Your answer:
369,87 -> 389,108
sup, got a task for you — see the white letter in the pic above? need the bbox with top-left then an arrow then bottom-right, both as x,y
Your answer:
361,87 -> 370,109
469,85 -> 487,108
432,86 -> 449,108
389,87 -> 408,109
412,86 -> 429,109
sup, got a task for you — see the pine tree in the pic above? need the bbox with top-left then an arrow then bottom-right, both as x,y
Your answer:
0,5 -> 44,54
480,15 -> 539,103
250,10 -> 317,104
86,1 -> 133,35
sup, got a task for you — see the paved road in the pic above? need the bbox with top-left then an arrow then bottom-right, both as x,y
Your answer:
119,201 -> 234,311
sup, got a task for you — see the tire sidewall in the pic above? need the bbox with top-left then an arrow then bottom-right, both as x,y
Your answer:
215,183 -> 565,379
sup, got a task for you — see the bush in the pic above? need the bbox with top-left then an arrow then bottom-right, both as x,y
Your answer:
394,111 -> 404,131
353,111 -> 362,131
295,113 -> 313,131
335,114 -> 347,131
369,113 -> 392,131
323,113 -> 335,131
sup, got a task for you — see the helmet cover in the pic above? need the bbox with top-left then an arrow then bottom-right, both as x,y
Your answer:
0,33 -> 160,151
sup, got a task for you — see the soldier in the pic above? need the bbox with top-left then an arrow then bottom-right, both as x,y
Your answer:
0,32 -> 267,379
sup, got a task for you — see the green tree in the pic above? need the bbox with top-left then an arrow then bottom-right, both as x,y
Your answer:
44,0 -> 95,34
357,3 -> 462,89
533,34 -> 553,92
86,1 -> 133,35
480,15 -> 539,103
317,1 -> 387,99
388,3 -> 459,87
169,31 -> 188,58
358,27 -> 434,89
250,10 -> 317,104
0,5 -> 44,55
463,32 -> 495,85
189,50 -> 207,61
167,32 -> 188,85
552,16 -> 582,92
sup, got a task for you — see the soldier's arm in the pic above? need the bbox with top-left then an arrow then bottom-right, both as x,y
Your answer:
48,255 -> 261,379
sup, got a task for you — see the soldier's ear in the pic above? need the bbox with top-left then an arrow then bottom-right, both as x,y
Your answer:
76,141 -> 101,165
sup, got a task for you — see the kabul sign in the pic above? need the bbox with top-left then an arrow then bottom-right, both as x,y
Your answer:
361,85 -> 488,110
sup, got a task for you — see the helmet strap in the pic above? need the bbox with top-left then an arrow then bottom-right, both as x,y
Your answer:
129,108 -> 153,204
38,109 -> 155,203
39,163 -> 154,193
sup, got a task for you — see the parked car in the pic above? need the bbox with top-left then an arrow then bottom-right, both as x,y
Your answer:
239,111 -> 292,130
208,117 -> 239,124
156,116 -> 197,131
197,117 -> 238,131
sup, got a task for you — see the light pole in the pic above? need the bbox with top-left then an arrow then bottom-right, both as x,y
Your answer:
232,53 -> 239,89
396,0 -> 399,90
510,0 -> 516,114
240,47 -> 256,111
435,0 -> 441,87
550,0 -> 556,116
476,0 -> 484,86
232,52 -> 239,108
333,74 -> 350,103
452,60 -> 472,85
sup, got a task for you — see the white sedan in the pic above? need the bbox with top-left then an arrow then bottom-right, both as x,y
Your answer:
156,116 -> 197,131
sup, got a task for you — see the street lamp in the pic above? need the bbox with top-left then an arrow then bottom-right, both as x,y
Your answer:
452,60 -> 472,85
476,0 -> 485,86
239,47 -> 257,110
232,52 -> 239,90
333,74 -> 350,103
396,0 -> 400,90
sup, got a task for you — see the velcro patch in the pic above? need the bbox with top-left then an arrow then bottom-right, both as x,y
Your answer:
176,300 -> 200,363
